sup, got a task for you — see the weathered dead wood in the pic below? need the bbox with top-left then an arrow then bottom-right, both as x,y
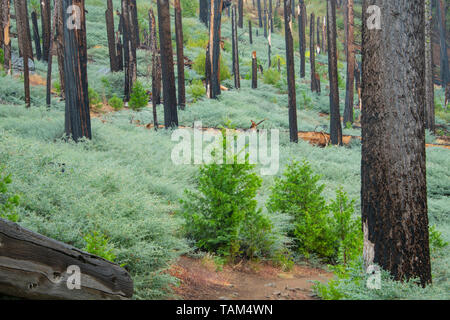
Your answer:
0,218 -> 133,300
251,51 -> 257,89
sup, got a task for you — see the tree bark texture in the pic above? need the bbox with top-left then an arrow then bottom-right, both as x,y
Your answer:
231,5 -> 240,89
31,11 -> 42,61
424,0 -> 435,132
208,0 -> 223,99
40,0 -> 51,62
298,1 -> 306,78
252,51 -> 257,89
174,0 -> 186,110
343,0 -> 355,126
106,0 -> 119,72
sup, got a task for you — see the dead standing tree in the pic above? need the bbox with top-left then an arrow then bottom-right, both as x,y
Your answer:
231,4 -> 240,89
298,0 -> 306,78
62,0 -> 91,141
251,51 -> 257,88
326,0 -> 342,146
40,0 -> 51,62
361,0 -> 432,287
207,0 -> 224,99
174,0 -> 186,110
122,0 -> 137,102
284,0 -> 298,143
157,0 -> 178,127
31,10 -> 42,61
150,8 -> 161,129
343,0 -> 355,126
46,0 -> 60,107
14,0 -> 33,108
106,0 -> 120,72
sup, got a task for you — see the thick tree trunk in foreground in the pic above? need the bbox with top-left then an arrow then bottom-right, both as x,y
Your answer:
106,0 -> 119,72
327,0 -> 343,145
298,1 -> 306,78
343,0 -> 355,126
14,0 -> 33,107
41,0 -> 51,62
361,0 -> 432,287
1,0 -> 11,73
31,11 -> 42,61
284,0 -> 298,143
63,0 -> 91,141
158,0 -> 178,127
0,218 -> 133,300
231,5 -> 240,89
174,0 -> 186,110
208,0 -> 223,99
424,0 -> 435,132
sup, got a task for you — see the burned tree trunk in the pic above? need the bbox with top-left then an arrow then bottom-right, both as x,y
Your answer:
327,0 -> 342,145
14,0 -> 33,108
269,0 -> 273,33
436,0 -> 449,87
31,11 -> 42,61
46,0 -> 60,107
310,13 -> 317,92
208,0 -> 223,99
361,0 -> 432,287
424,0 -> 435,132
0,218 -> 133,300
343,0 -> 355,126
122,0 -> 137,102
249,20 -> 253,44
322,16 -> 326,53
284,0 -> 298,143
200,0 -> 209,26
56,5 -> 66,99
106,0 -> 119,72
298,1 -> 306,78
62,0 -> 91,141
174,0 -> 186,110
158,0 -> 178,127
252,51 -> 257,88
40,0 -> 51,62
316,16 -> 321,55
238,0 -> 243,28
130,0 -> 140,47
257,0 -> 262,27
231,5 -> 240,89
263,0 -> 267,38
150,9 -> 160,129
1,0 -> 11,73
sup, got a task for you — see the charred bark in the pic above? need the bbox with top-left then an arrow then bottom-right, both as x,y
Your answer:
200,0 -> 209,26
174,0 -> 186,110
46,0 -> 60,107
150,9 -> 161,129
62,0 -> 91,141
208,0 -> 223,99
257,0 -> 262,28
40,0 -> 51,62
231,5 -> 240,89
158,0 -> 178,127
361,0 -> 431,287
298,1 -> 306,78
249,20 -> 253,44
284,0 -> 298,143
56,4 -> 65,99
310,12 -> 316,92
327,0 -> 343,145
343,0 -> 355,126
106,0 -> 119,72
238,0 -> 243,28
251,51 -> 257,89
436,0 -> 449,87
31,11 -> 42,61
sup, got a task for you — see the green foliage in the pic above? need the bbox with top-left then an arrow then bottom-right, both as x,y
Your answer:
429,225 -> 449,254
53,81 -> 61,95
0,48 -> 4,66
263,68 -> 281,85
181,0 -> 198,18
108,95 -> 124,110
88,87 -> 102,109
187,79 -> 206,102
192,52 -> 231,82
129,81 -> 149,111
268,160 -> 335,260
181,134 -> 273,261
83,231 -> 117,262
0,167 -> 20,222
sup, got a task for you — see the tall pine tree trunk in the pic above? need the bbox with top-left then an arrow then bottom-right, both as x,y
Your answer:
56,5 -> 66,99
150,8 -> 160,129
106,0 -> 119,72
298,0 -> 306,78
40,0 -> 51,62
284,0 -> 298,143
231,4 -> 240,89
208,0 -> 223,99
310,13 -> 316,92
257,0 -> 262,27
343,0 -> 355,126
62,0 -> 91,141
436,0 -> 449,87
1,0 -> 11,73
238,0 -> 243,28
31,11 -> 42,61
174,0 -> 186,110
424,0 -> 435,132
158,0 -> 178,127
200,0 -> 209,26
327,0 -> 343,145
361,0 -> 431,287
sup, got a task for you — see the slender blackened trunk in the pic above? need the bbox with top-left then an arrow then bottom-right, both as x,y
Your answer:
316,16 -> 321,55
106,0 -> 118,72
150,9 -> 160,129
327,0 -> 342,145
238,0 -> 243,28
31,11 -> 42,61
424,0 -> 435,132
122,0 -> 137,101
208,0 -> 223,99
14,0 -> 33,107
41,0 -> 51,62
436,0 -> 449,87
269,0 -> 273,33
263,0 -> 267,38
361,0 -> 431,287
231,5 -> 240,89
257,0 -> 262,27
343,0 -> 355,126
174,0 -> 186,110
249,20 -> 253,44
310,13 -> 316,92
46,0 -> 59,107
251,51 -> 257,88
200,0 -> 209,26
158,0 -> 178,127
62,0 -> 91,141
284,0 -> 298,143
130,0 -> 140,47
298,1 -> 306,78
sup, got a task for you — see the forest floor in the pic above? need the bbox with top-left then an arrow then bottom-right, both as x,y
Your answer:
168,256 -> 331,300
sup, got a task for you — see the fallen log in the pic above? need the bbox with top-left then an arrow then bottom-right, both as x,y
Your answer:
0,218 -> 133,300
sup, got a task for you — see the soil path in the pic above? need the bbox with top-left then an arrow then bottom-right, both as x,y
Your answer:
168,256 -> 332,300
